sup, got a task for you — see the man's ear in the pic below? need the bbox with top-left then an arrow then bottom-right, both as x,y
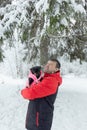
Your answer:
55,68 -> 59,72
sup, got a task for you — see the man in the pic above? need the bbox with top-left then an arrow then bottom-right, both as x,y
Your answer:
21,59 -> 62,130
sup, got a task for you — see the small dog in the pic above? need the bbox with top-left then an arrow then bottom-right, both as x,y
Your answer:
26,66 -> 42,87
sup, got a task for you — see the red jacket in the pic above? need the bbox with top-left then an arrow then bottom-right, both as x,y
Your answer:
21,71 -> 62,100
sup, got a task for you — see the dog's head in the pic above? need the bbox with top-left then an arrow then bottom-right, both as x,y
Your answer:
29,66 -> 42,85
30,66 -> 41,78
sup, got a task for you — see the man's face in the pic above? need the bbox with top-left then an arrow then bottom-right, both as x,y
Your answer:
44,60 -> 58,73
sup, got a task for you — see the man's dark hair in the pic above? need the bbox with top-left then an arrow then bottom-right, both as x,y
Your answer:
50,59 -> 61,69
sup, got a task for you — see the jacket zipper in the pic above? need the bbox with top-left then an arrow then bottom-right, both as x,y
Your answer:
36,112 -> 39,127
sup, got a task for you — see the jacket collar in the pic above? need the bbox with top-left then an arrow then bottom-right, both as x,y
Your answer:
44,71 -> 60,78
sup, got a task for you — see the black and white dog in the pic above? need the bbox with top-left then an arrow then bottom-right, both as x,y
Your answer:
26,66 -> 42,87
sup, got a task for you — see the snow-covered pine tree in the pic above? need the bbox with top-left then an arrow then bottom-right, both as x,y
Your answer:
45,0 -> 86,63
0,0 -> 87,77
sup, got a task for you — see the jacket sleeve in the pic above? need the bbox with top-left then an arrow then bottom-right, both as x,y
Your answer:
21,77 -> 58,100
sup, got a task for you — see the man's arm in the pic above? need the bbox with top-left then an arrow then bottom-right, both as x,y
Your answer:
21,77 -> 59,100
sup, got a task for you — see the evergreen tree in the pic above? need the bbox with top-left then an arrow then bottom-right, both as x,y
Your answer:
0,0 -> 87,77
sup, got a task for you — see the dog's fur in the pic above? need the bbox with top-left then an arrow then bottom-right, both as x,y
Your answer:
29,66 -> 41,85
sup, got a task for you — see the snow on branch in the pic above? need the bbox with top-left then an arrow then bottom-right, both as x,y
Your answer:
47,33 -> 87,39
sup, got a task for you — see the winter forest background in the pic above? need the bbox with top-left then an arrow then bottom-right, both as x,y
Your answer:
0,0 -> 87,78
0,1 -> 87,130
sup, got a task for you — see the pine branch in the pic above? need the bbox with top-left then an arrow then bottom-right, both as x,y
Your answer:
46,33 -> 87,39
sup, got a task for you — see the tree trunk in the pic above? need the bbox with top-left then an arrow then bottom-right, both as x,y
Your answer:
40,35 -> 50,65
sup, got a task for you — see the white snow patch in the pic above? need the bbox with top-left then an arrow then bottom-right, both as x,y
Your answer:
61,17 -> 68,27
71,1 -> 86,14
35,0 -> 49,14
70,17 -> 76,25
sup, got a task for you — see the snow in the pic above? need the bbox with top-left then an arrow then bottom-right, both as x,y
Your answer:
60,17 -> 68,27
60,58 -> 87,77
70,17 -> 76,25
82,0 -> 86,6
0,74 -> 87,130
35,0 -> 49,14
74,4 -> 86,14
71,1 -> 86,14
0,0 -> 87,129
0,0 -> 30,38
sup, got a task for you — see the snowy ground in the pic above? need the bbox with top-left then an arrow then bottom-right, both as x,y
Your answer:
0,74 -> 87,130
